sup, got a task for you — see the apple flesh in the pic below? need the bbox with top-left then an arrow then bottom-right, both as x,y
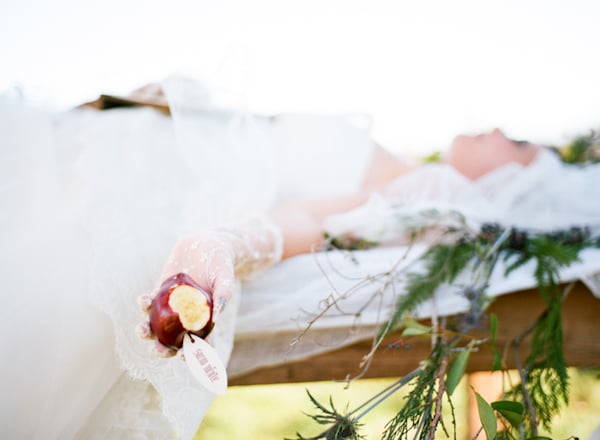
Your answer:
149,273 -> 214,349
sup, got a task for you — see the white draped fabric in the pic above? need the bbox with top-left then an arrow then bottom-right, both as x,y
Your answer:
1,78 -> 600,439
0,79 -> 373,439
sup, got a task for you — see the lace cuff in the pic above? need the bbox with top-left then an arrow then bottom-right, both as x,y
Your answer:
218,214 -> 284,279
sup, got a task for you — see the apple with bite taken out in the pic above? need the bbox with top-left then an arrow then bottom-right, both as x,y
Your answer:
149,273 -> 214,349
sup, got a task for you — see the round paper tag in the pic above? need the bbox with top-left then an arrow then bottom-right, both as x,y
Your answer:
183,334 -> 228,395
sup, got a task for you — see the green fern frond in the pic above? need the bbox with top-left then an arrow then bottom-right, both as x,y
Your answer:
382,240 -> 475,338
381,342 -> 449,440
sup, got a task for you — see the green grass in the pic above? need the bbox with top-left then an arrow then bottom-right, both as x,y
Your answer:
196,368 -> 600,439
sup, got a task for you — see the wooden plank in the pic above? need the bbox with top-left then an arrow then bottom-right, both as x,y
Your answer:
230,282 -> 600,385
78,94 -> 170,114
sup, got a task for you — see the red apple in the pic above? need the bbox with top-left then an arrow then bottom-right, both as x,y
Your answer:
149,273 -> 214,349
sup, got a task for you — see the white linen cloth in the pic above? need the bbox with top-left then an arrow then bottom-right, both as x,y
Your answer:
1,78 -> 599,439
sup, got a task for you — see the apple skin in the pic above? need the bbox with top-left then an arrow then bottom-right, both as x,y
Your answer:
149,273 -> 214,349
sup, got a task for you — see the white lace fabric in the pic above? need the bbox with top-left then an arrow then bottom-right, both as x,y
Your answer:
79,80 -> 284,437
159,215 -> 284,304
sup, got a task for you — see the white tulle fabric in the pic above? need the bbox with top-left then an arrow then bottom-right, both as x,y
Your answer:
0,80 -> 373,439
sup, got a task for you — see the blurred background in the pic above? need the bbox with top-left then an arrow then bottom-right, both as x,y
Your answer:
2,0 -> 600,156
198,369 -> 600,439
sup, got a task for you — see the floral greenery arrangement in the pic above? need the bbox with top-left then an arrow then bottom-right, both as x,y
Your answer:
556,130 -> 600,164
288,139 -> 600,440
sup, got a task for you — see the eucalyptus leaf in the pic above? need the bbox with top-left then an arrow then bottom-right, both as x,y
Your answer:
400,317 -> 432,337
491,347 -> 502,371
491,400 -> 525,427
490,313 -> 498,345
474,390 -> 497,440
446,347 -> 471,396
400,326 -> 432,337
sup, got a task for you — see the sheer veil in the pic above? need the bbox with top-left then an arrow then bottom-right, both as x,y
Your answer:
80,76 -> 279,438
0,76 -> 283,438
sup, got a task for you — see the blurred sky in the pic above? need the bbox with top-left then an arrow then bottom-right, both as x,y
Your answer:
2,0 -> 600,154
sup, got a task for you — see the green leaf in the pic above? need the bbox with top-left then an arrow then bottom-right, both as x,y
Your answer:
525,437 -> 553,440
381,241 -> 475,339
491,347 -> 502,371
446,347 -> 471,396
400,317 -> 432,337
491,400 -> 525,427
401,327 -> 432,337
474,390 -> 497,440
490,313 -> 498,345
490,400 -> 523,414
